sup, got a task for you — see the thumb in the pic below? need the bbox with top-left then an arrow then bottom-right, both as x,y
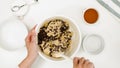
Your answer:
31,31 -> 37,43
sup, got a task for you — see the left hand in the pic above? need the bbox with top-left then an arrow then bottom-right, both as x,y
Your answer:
25,25 -> 38,59
19,25 -> 39,68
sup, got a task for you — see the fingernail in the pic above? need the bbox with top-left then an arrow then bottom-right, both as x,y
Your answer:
74,57 -> 78,60
81,57 -> 85,59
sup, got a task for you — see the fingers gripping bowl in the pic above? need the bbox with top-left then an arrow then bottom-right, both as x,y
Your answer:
36,16 -> 82,61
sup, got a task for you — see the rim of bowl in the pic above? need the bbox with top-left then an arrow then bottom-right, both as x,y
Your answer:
35,15 -> 82,62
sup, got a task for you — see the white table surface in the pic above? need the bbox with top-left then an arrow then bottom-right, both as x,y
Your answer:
0,0 -> 120,68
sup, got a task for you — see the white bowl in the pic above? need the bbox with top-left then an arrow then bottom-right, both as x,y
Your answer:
0,17 -> 28,51
36,16 -> 82,61
83,34 -> 104,55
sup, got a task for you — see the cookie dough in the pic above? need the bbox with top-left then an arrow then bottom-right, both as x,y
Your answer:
38,19 -> 72,58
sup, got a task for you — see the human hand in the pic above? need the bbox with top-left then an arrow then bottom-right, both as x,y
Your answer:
73,57 -> 94,68
25,25 -> 38,59
19,25 -> 38,68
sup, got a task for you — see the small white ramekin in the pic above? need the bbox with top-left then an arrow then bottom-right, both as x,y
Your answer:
82,34 -> 104,55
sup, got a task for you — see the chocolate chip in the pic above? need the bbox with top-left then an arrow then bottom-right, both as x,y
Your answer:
60,25 -> 69,32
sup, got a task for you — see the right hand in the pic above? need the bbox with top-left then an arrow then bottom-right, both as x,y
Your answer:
73,57 -> 94,68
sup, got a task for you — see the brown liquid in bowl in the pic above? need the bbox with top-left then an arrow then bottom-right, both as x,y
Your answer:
84,8 -> 99,24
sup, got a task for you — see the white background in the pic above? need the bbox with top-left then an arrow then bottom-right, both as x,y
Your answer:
0,0 -> 120,68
